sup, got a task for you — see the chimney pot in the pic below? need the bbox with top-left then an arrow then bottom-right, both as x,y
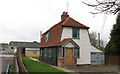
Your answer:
61,12 -> 69,22
66,12 -> 68,14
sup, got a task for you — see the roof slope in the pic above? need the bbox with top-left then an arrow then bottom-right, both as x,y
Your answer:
22,41 -> 40,48
58,38 -> 79,47
40,17 -> 89,48
62,17 -> 89,29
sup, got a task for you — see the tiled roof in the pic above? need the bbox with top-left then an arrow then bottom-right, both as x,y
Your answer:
9,41 -> 32,46
62,17 -> 89,29
40,22 -> 63,48
40,17 -> 89,48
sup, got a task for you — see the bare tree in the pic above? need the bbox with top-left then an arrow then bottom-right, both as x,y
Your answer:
83,0 -> 120,14
90,32 -> 105,51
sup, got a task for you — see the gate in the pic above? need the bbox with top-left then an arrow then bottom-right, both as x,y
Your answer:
91,52 -> 105,65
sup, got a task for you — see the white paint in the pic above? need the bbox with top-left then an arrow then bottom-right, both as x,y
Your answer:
61,27 -> 102,65
26,48 -> 40,50
64,41 -> 75,47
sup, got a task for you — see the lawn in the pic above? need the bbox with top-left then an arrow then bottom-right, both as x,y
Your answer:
22,57 -> 69,74
32,57 -> 39,60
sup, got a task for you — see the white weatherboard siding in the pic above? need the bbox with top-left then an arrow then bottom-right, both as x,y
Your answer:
61,27 -> 102,65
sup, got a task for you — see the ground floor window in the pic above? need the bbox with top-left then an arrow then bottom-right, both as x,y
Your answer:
33,51 -> 37,54
40,49 -> 42,56
49,49 -> 52,58
2,49 -> 5,51
44,48 -> 47,57
77,48 -> 80,58
11,47 -> 14,49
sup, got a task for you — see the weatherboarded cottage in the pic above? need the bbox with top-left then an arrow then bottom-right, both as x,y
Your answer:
39,12 -> 104,67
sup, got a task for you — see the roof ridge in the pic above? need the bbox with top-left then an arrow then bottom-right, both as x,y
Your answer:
62,17 -> 70,25
69,17 -> 89,28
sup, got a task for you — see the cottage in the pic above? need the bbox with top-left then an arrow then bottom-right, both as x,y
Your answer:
22,41 -> 40,57
40,12 -> 104,67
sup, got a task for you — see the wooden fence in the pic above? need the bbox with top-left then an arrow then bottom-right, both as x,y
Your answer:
105,56 -> 120,65
17,46 -> 28,73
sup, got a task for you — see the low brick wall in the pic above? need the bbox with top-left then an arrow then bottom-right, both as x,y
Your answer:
17,46 -> 28,73
57,58 -> 77,67
57,58 -> 64,67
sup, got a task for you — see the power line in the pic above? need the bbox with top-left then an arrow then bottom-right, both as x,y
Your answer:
101,13 -> 107,34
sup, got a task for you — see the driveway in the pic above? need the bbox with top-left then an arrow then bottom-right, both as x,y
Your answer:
66,65 -> 120,74
0,54 -> 14,74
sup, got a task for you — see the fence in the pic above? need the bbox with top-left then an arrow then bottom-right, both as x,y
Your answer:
105,56 -> 120,65
17,46 -> 28,73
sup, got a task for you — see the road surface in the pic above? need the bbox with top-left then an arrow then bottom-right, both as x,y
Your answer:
0,54 -> 14,74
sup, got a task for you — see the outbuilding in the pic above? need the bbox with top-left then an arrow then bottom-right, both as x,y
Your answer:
22,41 -> 40,57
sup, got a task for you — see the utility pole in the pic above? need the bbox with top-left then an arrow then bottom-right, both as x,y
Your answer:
98,33 -> 100,48
40,31 -> 42,43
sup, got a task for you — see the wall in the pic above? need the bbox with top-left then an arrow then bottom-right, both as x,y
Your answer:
0,44 -> 15,54
105,56 -> 120,65
61,27 -> 102,65
25,50 -> 40,57
39,47 -> 58,66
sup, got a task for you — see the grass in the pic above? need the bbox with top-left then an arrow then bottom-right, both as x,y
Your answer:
10,57 -> 15,74
32,57 -> 39,60
22,57 -> 69,74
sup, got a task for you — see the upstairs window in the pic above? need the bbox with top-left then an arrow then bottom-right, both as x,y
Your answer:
72,27 -> 80,39
45,32 -> 49,42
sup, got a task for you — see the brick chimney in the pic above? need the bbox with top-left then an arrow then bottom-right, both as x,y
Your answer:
61,12 -> 69,22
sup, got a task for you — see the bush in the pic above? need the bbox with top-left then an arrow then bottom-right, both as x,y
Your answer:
105,40 -> 117,55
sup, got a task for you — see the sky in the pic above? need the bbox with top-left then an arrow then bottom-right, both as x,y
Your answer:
0,0 -> 117,44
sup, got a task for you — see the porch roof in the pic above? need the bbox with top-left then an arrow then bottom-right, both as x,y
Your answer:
58,38 -> 79,48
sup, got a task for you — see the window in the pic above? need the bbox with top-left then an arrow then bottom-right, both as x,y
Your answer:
45,32 -> 49,42
40,49 -> 42,56
72,27 -> 80,39
2,49 -> 5,51
63,48 -> 64,57
33,51 -> 37,54
49,49 -> 52,58
77,48 -> 80,58
11,47 -> 14,49
44,48 -> 47,57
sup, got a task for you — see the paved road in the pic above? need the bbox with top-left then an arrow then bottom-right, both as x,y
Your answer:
0,55 -> 14,74
66,65 -> 120,74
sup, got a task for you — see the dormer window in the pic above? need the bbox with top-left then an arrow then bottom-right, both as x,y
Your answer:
72,27 -> 80,39
45,32 -> 49,42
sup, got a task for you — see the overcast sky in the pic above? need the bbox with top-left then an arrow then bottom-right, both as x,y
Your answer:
0,0 -> 117,43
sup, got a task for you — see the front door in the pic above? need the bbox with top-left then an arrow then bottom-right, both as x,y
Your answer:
65,48 -> 73,66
